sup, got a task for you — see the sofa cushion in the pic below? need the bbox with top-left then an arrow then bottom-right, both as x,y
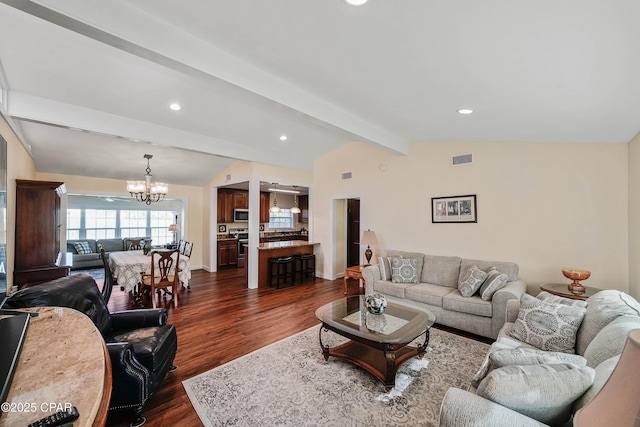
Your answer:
97,238 -> 125,253
404,283 -> 454,307
583,315 -> 640,368
576,290 -> 640,355
476,363 -> 595,425
479,267 -> 508,301
537,291 -> 588,309
73,253 -> 101,263
389,256 -> 420,284
472,347 -> 588,388
373,280 -> 414,299
443,291 -> 492,317
378,257 -> 392,280
460,259 -> 519,282
508,293 -> 586,353
458,265 -> 487,297
421,255 -> 462,288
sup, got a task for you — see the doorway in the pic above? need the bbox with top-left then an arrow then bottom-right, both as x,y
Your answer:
346,199 -> 360,267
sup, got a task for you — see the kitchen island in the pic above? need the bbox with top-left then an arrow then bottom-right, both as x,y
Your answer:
246,240 -> 320,287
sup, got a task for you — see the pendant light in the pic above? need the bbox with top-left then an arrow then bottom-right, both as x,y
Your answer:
291,185 -> 302,214
269,183 -> 281,213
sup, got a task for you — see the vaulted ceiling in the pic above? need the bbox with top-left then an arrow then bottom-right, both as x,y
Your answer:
0,0 -> 638,186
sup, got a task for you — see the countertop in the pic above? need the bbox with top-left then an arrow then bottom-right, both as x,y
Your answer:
256,240 -> 319,250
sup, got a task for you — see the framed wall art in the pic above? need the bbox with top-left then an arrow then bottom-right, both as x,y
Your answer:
432,194 -> 477,223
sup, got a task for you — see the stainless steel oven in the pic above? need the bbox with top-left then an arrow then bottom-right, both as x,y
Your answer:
229,228 -> 248,268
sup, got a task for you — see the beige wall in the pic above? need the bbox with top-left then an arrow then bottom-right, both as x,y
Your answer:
314,141 -> 629,295
629,131 -> 640,298
37,172 -> 205,270
2,114 -> 36,292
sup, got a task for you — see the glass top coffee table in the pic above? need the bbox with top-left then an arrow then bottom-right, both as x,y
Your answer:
315,295 -> 436,391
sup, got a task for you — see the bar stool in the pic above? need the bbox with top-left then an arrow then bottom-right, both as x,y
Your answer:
295,253 -> 316,284
269,256 -> 295,289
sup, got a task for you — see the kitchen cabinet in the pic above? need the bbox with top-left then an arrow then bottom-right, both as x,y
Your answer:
233,190 -> 248,209
298,195 -> 309,223
217,239 -> 238,268
14,179 -> 70,288
260,192 -> 270,223
217,189 -> 234,223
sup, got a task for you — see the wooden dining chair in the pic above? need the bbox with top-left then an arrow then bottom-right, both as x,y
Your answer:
98,246 -> 116,304
128,238 -> 144,250
140,250 -> 180,308
182,241 -> 193,258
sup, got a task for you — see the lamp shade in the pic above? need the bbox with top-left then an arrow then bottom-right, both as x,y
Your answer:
168,224 -> 178,232
573,329 -> 640,426
360,230 -> 378,246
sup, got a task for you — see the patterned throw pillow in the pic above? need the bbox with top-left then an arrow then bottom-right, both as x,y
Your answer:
390,256 -> 419,284
508,293 -> 586,353
378,257 -> 392,281
476,364 -> 595,425
458,264 -> 487,297
73,241 -> 93,254
479,267 -> 508,300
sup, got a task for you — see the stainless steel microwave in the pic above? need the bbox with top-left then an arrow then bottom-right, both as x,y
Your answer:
233,209 -> 249,222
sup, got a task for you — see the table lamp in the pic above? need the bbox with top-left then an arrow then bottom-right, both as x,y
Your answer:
360,229 -> 378,266
168,224 -> 178,245
573,329 -> 640,426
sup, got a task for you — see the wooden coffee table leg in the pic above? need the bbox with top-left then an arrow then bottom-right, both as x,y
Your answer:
384,346 -> 397,392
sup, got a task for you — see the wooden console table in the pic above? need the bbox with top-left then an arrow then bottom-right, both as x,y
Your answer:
344,265 -> 366,295
0,307 -> 111,427
540,282 -> 600,301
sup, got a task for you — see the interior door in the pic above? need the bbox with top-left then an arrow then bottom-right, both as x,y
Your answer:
347,199 -> 360,267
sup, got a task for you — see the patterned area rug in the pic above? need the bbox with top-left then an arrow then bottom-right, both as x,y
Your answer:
183,325 -> 489,426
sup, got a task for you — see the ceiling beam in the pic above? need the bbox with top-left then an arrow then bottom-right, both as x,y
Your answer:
1,0 -> 409,156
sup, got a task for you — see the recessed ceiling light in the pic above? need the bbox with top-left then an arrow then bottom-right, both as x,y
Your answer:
457,109 -> 473,115
345,0 -> 368,5
280,135 -> 288,141
169,103 -> 182,111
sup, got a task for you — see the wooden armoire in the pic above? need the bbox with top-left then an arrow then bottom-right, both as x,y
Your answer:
14,179 -> 70,289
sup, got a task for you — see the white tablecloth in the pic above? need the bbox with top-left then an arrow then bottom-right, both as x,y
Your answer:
109,250 -> 191,292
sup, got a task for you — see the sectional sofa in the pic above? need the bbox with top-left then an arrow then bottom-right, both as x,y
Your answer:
361,250 -> 527,339
66,238 -> 151,269
439,289 -> 640,426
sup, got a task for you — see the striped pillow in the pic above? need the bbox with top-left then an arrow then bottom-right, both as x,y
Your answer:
378,257 -> 392,280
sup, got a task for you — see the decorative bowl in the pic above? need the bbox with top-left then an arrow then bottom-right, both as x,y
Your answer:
364,293 -> 387,315
562,268 -> 591,295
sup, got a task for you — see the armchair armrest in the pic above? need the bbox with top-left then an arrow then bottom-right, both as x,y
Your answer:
106,342 -> 150,410
439,388 -> 547,427
362,265 -> 381,294
110,308 -> 168,330
490,280 -> 527,339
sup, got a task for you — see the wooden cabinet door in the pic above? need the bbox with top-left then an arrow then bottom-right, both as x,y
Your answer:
217,189 -> 234,223
217,240 -> 238,268
298,195 -> 309,223
233,190 -> 248,209
260,192 -> 270,223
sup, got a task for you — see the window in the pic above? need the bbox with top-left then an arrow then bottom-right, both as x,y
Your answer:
120,210 -> 147,238
85,209 -> 116,239
269,208 -> 294,230
67,208 -> 81,240
150,211 -> 175,244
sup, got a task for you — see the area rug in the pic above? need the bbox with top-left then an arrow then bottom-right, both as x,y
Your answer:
183,325 -> 489,426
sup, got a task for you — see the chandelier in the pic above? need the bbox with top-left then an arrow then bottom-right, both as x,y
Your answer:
126,154 -> 168,205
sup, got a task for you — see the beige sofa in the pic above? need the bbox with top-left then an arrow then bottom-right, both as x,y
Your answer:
361,250 -> 527,339
438,290 -> 640,426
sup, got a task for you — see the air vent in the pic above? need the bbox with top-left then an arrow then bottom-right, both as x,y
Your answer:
342,172 -> 352,180
226,174 -> 231,181
451,153 -> 473,166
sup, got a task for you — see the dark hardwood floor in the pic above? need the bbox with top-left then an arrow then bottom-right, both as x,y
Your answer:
104,267 -> 490,427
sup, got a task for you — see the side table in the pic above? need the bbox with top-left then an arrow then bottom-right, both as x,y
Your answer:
540,282 -> 600,301
344,265 -> 366,295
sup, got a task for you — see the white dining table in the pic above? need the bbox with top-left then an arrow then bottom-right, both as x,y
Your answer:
108,249 -> 191,293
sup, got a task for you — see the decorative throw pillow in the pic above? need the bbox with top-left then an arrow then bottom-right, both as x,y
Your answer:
476,363 -> 595,425
390,256 -> 419,284
378,257 -> 392,281
508,293 -> 586,353
73,241 -> 93,254
458,264 -> 487,297
479,267 -> 508,300
472,347 -> 588,387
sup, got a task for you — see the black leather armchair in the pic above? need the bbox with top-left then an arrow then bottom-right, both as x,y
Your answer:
5,273 -> 177,427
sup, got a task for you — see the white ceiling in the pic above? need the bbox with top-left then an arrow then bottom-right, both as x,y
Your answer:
0,0 -> 639,186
